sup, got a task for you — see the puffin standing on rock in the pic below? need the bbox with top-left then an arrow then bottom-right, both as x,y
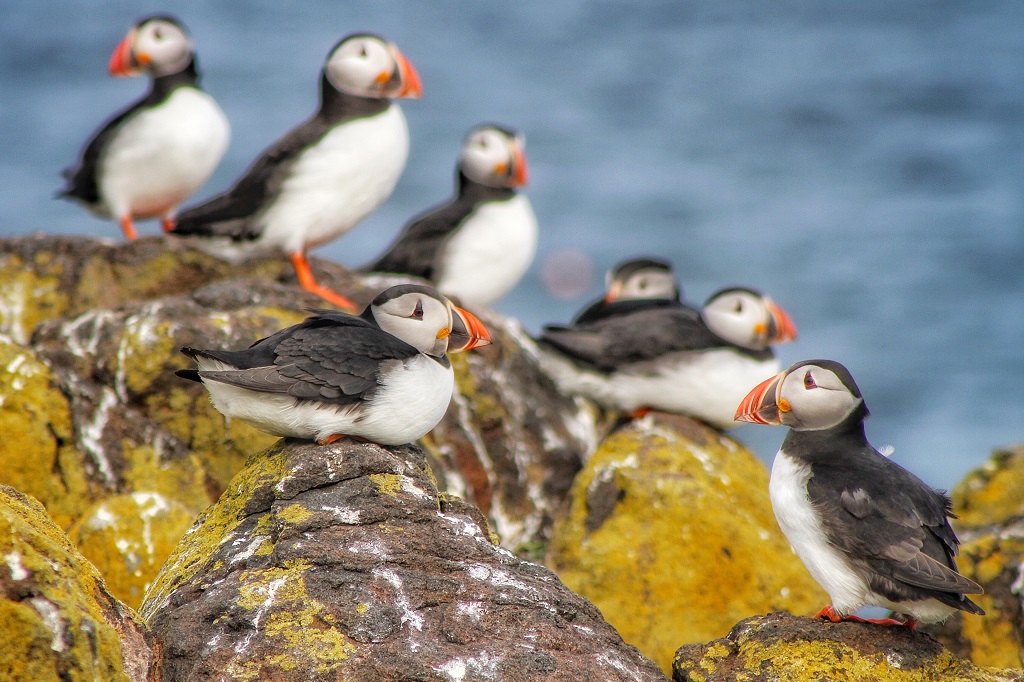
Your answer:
59,15 -> 230,241
735,359 -> 984,627
170,33 -> 422,311
369,124 -> 536,309
538,287 -> 797,429
176,284 -> 490,446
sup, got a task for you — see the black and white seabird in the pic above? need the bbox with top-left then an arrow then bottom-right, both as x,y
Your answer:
170,33 -> 422,310
572,257 -> 682,325
59,15 -> 230,241
369,124 -> 536,309
176,284 -> 490,445
538,287 -> 797,429
735,359 -> 984,626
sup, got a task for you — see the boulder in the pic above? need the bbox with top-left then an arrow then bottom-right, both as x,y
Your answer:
140,438 -> 666,681
920,444 -> 1024,670
672,611 -> 1023,682
1,234 -> 596,608
0,484 -> 154,682
547,412 -> 826,673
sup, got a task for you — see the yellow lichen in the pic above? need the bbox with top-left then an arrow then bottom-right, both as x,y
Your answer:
0,260 -> 67,344
0,485 -> 137,681
953,446 -> 1024,529
954,535 -> 1024,669
276,504 -> 315,525
368,473 -> 403,498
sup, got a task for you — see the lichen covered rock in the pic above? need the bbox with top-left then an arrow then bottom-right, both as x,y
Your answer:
141,438 -> 665,681
673,611 -> 1023,682
0,484 -> 154,682
923,516 -> 1024,670
547,412 -> 826,673
953,445 -> 1024,529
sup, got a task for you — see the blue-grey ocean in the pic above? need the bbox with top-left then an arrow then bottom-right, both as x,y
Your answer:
1,2 -> 1021,493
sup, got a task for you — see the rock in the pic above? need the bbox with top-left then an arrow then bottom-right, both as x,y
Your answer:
672,611 -> 1023,682
547,412 -> 826,674
922,517 -> 1024,670
918,446 -> 1024,669
140,438 -> 666,681
953,445 -> 1024,529
1,234 -> 595,608
0,484 -> 154,682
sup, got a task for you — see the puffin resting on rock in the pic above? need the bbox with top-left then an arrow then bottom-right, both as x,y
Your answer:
735,359 -> 984,627
177,284 -> 490,446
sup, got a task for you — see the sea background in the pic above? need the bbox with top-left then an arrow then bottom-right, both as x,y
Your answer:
1,1 -> 1021,493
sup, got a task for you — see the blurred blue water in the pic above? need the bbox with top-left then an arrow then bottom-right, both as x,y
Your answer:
1,1 -> 1021,491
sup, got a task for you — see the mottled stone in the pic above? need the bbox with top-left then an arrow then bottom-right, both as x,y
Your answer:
141,439 -> 665,681
673,611 -> 1022,682
0,484 -> 154,682
923,517 -> 1024,669
547,412 -> 826,673
954,445 -> 1024,529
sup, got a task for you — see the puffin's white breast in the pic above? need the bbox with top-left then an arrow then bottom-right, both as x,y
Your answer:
436,194 -> 538,308
257,105 -> 409,256
541,347 -> 779,429
99,87 -> 230,218
769,452 -> 868,614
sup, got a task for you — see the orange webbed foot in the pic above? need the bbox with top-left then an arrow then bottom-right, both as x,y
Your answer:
290,252 -> 357,312
119,215 -> 138,241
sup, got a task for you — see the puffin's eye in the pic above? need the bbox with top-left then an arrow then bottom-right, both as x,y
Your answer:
734,300 -> 743,313
411,301 -> 424,319
803,371 -> 817,389
154,28 -> 163,40
638,279 -> 648,290
359,45 -> 368,58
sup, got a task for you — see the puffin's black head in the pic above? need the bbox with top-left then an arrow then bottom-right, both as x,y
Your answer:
735,359 -> 870,430
323,33 -> 421,100
605,257 -> 679,303
110,15 -> 194,78
702,287 -> 798,350
458,124 -> 528,189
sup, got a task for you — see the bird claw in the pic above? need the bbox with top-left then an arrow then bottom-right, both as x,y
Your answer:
814,605 -> 916,628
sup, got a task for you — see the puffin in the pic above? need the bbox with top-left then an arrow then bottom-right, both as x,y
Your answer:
735,359 -> 984,627
538,287 -> 797,429
572,257 -> 682,325
59,15 -> 230,241
176,284 -> 490,445
368,124 -> 536,309
170,33 -> 422,311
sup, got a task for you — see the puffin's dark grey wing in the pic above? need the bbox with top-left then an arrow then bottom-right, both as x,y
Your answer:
368,197 -> 477,280
572,297 -> 686,325
539,304 -> 717,372
368,176 -> 517,280
172,120 -> 329,240
177,310 -> 418,407
59,100 -> 143,205
809,453 -> 984,611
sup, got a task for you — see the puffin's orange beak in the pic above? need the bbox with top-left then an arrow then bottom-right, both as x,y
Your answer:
448,306 -> 491,352
109,30 -> 139,77
392,49 -> 422,99
767,301 -> 798,343
735,371 -> 785,425
510,142 -> 528,187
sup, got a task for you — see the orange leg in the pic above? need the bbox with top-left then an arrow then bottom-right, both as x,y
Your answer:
161,215 -> 176,233
316,433 -> 371,446
119,215 -> 138,241
289,252 -> 357,311
815,605 -> 915,628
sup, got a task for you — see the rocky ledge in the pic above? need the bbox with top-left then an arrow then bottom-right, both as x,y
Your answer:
673,611 -> 1023,682
140,438 -> 666,681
